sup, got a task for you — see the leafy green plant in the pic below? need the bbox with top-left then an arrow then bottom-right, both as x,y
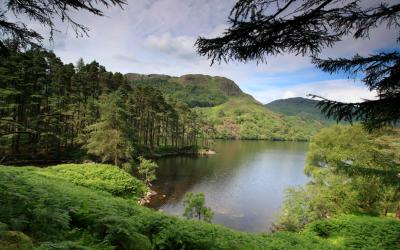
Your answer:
183,192 -> 214,222
276,125 -> 400,231
37,163 -> 147,199
305,215 -> 400,249
137,157 -> 158,186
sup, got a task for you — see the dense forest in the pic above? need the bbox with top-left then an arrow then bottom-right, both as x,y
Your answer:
0,47 -> 214,164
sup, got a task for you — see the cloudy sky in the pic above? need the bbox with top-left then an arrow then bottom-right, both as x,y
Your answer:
33,0 -> 398,103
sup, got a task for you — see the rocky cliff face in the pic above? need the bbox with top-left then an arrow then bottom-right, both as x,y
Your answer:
125,73 -> 244,107
126,73 -> 243,96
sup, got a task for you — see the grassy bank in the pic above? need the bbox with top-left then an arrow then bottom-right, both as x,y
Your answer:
34,164 -> 147,199
0,165 -> 399,249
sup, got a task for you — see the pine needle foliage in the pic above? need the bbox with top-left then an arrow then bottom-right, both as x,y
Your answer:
0,0 -> 126,54
84,91 -> 134,166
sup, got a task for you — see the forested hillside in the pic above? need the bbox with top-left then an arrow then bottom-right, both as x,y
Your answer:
266,97 -> 336,125
198,96 -> 324,140
127,74 -> 325,140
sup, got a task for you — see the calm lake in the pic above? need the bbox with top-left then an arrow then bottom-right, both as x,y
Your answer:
148,140 -> 310,232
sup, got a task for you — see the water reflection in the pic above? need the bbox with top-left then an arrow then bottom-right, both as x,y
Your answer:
148,140 -> 309,232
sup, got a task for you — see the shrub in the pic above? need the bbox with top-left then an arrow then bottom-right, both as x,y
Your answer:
183,192 -> 213,222
305,215 -> 400,249
37,163 -> 147,199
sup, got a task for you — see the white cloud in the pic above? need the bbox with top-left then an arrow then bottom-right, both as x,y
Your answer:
255,54 -> 312,74
252,79 -> 377,104
144,33 -> 198,60
282,91 -> 297,99
322,25 -> 398,58
252,16 -> 399,74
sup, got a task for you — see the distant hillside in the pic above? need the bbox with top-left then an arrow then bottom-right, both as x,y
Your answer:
197,95 -> 324,141
266,97 -> 335,125
126,73 -> 243,107
126,74 -> 326,140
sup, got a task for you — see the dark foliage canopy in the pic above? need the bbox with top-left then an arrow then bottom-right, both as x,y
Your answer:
0,0 -> 125,54
196,0 -> 400,128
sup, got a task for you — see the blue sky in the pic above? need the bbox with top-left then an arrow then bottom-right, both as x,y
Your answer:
26,0 -> 398,103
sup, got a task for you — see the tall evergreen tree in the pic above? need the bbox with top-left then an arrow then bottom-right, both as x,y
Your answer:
84,91 -> 133,166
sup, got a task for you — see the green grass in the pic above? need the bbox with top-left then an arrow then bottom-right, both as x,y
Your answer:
0,165 -> 398,249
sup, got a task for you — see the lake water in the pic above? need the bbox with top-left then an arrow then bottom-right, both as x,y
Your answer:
148,140 -> 310,232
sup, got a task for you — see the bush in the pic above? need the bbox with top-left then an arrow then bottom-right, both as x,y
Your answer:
37,163 -> 147,199
305,215 -> 400,249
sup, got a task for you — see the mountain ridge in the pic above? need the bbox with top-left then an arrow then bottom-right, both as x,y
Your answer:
126,73 -> 243,104
266,97 -> 335,125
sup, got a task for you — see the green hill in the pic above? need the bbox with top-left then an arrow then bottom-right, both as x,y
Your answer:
126,74 -> 325,141
197,95 -> 324,141
126,73 -> 242,107
266,97 -> 335,125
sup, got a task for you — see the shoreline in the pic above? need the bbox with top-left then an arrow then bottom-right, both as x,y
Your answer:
1,139 -> 309,166
0,148 -> 217,166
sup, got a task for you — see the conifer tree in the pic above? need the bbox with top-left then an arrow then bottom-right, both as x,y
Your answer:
0,0 -> 126,54
137,156 -> 158,186
84,91 -> 133,166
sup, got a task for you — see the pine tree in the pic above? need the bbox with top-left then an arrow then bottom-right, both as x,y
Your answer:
183,192 -> 214,222
84,92 -> 133,166
137,156 -> 158,186
196,0 -> 400,129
